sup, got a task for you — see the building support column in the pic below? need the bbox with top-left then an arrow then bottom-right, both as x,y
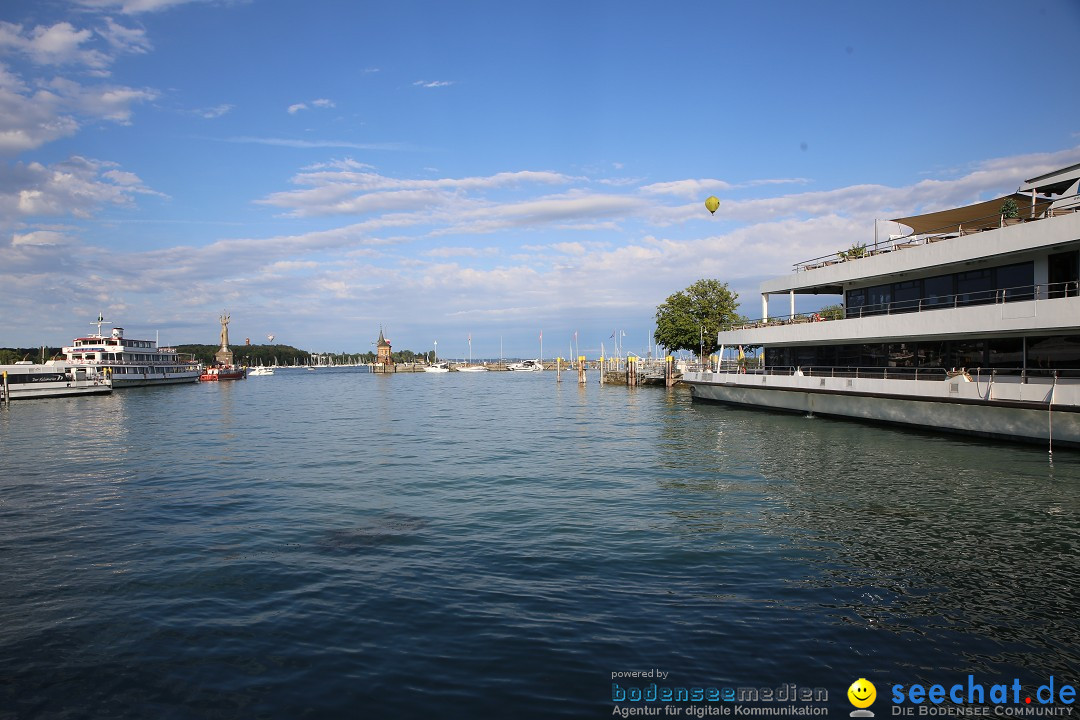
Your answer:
761,293 -> 768,323
789,290 -> 796,320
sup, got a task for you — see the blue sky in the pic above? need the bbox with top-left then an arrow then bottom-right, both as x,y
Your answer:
3,0 -> 1080,358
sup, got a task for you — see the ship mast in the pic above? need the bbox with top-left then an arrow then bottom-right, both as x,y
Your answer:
91,312 -> 111,338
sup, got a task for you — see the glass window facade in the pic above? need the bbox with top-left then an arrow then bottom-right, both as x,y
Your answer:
845,261 -> 1034,316
764,334 -> 1080,372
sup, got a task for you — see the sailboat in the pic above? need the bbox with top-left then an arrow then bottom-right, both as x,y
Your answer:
457,334 -> 487,372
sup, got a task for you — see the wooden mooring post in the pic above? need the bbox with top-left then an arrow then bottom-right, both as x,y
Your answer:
578,356 -> 586,384
627,356 -> 637,386
2,370 -> 8,407
665,355 -> 675,387
599,356 -> 605,385
556,357 -> 562,382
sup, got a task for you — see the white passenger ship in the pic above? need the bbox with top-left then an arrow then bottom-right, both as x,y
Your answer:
61,316 -> 202,388
0,361 -> 112,401
683,164 -> 1080,449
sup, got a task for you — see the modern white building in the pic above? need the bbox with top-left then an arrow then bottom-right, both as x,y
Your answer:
683,164 -> 1080,448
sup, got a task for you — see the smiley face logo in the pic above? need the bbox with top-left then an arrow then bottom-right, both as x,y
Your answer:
848,678 -> 876,709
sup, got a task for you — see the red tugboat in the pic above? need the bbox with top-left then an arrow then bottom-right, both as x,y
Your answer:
199,310 -> 247,381
199,365 -> 246,381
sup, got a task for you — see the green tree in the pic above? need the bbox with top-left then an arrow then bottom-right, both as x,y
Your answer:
654,279 -> 741,358
817,303 -> 845,320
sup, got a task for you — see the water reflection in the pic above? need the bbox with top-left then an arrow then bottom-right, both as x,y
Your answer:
656,399 -> 1080,678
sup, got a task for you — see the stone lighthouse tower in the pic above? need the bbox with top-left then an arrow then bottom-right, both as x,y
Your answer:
376,327 -> 392,366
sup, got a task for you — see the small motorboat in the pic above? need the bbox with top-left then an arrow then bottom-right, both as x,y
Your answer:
199,365 -> 247,381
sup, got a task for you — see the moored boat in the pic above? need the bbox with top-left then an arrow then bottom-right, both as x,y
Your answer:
0,361 -> 112,401
507,359 -> 543,371
682,164 -> 1080,448
199,365 -> 247,381
61,316 -> 201,388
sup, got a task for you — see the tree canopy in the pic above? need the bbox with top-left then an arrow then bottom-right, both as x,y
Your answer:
654,279 -> 741,358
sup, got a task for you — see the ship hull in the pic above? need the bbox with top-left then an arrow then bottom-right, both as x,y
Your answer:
684,372 -> 1080,449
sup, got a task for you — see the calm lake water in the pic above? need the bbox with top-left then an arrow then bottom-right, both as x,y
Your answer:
1,368 -> 1078,719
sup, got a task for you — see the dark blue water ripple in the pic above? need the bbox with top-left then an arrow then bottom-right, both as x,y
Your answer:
1,368 -> 1078,718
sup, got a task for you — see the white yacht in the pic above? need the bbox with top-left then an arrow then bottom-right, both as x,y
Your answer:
683,164 -> 1080,449
457,335 -> 488,371
249,365 -> 275,376
0,361 -> 112,401
61,316 -> 202,388
424,362 -> 451,373
507,359 -> 543,371
456,364 -> 488,372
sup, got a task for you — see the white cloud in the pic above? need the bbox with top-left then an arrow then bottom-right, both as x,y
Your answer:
258,167 -> 580,218
0,31 -> 156,154
0,156 -> 164,225
0,66 -> 81,152
12,229 -> 71,246
0,19 -> 149,70
72,0 -> 205,14
196,103 -> 232,119
289,98 -> 336,114
98,18 -> 152,55
424,246 -> 499,258
413,80 -> 453,88
640,178 -> 732,198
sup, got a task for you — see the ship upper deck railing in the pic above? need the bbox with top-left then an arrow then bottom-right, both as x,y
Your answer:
722,281 -> 1080,332
792,192 -> 1080,273
709,365 -> 1080,382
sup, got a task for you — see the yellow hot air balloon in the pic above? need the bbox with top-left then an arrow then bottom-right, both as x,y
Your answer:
705,196 -> 720,214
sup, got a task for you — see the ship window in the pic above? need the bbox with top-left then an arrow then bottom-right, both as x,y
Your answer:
948,339 -> 986,368
989,338 -> 1024,368
995,262 -> 1034,302
917,341 -> 946,368
865,284 -> 891,315
892,280 -> 922,313
1048,251 -> 1079,298
815,346 -> 839,367
1028,335 -> 1080,370
837,344 -> 862,367
796,346 -> 818,367
846,288 -> 866,318
765,347 -> 793,367
923,275 -> 954,308
888,343 -> 917,368
956,269 -> 993,306
860,343 -> 887,367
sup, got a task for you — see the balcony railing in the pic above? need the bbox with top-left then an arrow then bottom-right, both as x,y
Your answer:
792,193 -> 1080,272
722,281 -> 1079,333
709,366 -> 1080,382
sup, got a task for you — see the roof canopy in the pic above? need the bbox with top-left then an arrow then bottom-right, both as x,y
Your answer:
1019,162 -> 1080,195
891,193 -> 1052,236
